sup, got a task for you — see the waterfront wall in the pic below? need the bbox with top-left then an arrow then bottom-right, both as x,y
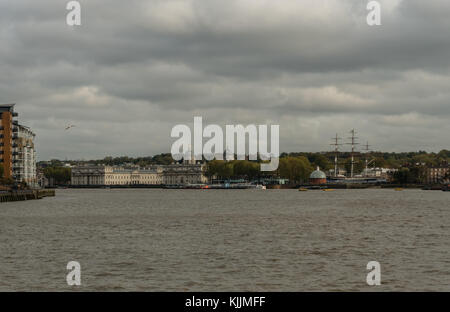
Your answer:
69,184 -> 163,189
0,189 -> 55,203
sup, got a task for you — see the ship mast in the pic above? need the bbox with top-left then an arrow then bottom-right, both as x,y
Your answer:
346,129 -> 359,178
330,133 -> 342,177
364,141 -> 371,177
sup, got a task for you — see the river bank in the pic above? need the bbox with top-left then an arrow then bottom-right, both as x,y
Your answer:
66,183 -> 448,190
271,183 -> 439,190
0,189 -> 55,203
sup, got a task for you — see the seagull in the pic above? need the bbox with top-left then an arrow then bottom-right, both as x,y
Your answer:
65,124 -> 76,130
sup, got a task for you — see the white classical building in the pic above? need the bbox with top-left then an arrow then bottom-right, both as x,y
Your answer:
162,163 -> 208,185
71,163 -> 207,186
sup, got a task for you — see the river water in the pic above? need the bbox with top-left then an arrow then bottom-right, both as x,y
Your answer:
0,188 -> 449,291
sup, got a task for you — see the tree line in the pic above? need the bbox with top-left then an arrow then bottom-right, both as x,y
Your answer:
205,156 -> 314,184
38,150 -> 450,170
43,167 -> 71,185
35,149 -> 450,186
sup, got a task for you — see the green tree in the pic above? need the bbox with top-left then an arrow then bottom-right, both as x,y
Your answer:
312,154 -> 332,170
373,157 -> 388,168
206,160 -> 233,179
232,160 -> 259,180
279,156 -> 313,184
392,167 -> 425,184
43,167 -> 71,185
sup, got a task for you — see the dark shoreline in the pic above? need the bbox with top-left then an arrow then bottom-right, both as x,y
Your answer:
62,184 -> 448,190
0,189 -> 55,203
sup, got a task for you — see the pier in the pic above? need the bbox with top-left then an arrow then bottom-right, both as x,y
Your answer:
0,189 -> 55,203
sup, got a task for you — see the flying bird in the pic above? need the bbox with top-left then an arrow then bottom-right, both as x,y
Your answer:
65,124 -> 76,130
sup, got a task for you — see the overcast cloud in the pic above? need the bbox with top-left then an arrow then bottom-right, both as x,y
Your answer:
1,0 -> 449,160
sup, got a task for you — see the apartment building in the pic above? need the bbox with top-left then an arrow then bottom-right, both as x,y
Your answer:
0,104 -> 18,179
425,167 -> 450,184
0,104 -> 37,186
14,124 -> 37,186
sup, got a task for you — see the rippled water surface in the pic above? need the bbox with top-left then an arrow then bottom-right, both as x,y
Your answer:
1,189 -> 449,291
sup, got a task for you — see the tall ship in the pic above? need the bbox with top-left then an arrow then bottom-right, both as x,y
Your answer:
326,129 -> 395,184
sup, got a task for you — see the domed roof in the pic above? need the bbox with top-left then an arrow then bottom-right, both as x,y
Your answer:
310,166 -> 326,179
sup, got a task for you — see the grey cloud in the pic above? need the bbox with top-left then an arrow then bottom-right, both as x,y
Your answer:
0,0 -> 449,160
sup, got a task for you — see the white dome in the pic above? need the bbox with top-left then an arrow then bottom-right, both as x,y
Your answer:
310,166 -> 326,179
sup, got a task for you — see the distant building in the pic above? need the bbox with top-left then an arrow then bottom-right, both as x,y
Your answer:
425,167 -> 450,184
361,167 -> 397,179
162,163 -> 208,185
327,168 -> 347,178
309,167 -> 327,184
71,163 -> 208,186
36,169 -> 49,188
105,166 -> 163,185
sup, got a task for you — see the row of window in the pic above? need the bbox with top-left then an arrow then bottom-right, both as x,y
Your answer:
72,174 -> 205,185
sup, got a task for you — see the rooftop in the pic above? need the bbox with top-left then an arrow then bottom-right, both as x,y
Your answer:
310,166 -> 326,179
0,103 -> 16,113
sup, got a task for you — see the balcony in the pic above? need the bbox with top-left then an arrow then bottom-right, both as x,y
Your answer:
12,112 -> 18,117
12,120 -> 18,126
12,127 -> 18,132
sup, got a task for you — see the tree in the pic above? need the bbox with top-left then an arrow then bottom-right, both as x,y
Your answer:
392,167 -> 425,184
205,160 -> 223,178
152,153 -> 175,165
392,168 -> 409,184
313,154 -> 332,170
206,160 -> 233,179
43,167 -> 71,185
279,156 -> 313,184
233,160 -> 259,180
373,157 -> 388,168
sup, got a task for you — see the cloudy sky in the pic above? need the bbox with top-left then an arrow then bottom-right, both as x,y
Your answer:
1,0 -> 449,160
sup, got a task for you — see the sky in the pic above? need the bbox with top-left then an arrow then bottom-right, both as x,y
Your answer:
1,0 -> 449,161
